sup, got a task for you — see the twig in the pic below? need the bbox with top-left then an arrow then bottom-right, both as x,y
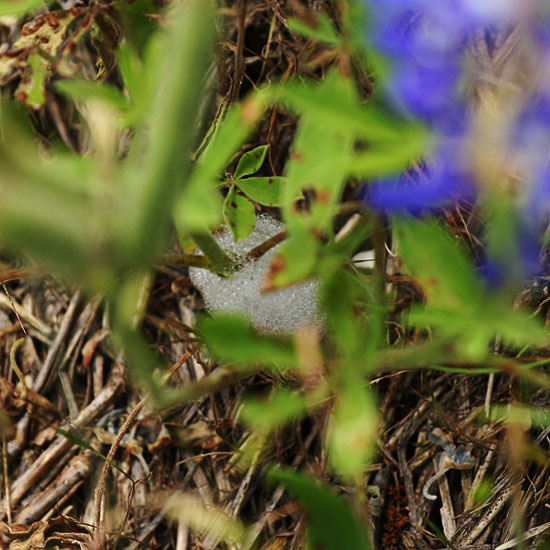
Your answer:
94,398 -> 145,540
2,364 -> 124,519
232,0 -> 248,104
33,290 -> 81,393
245,231 -> 287,261
2,438 -> 11,523
160,253 -> 214,270
2,283 -> 26,335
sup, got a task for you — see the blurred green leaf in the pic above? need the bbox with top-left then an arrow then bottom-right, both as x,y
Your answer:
348,126 -> 431,177
287,14 -> 342,45
236,177 -> 287,206
55,79 -> 127,111
176,97 -> 266,232
282,70 -> 355,230
242,389 -> 306,431
114,0 -> 162,53
326,382 -> 378,481
268,467 -> 371,550
280,73 -> 419,142
321,267 -> 373,359
198,315 -> 296,367
394,217 -> 483,311
117,0 -> 214,267
0,0 -> 46,16
265,225 -> 319,289
175,186 -> 222,231
234,145 -> 268,179
223,185 -> 256,241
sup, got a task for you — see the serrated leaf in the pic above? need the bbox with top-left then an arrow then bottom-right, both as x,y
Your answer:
288,14 -> 341,45
268,467 -> 371,550
236,176 -> 287,206
234,144 -> 268,179
223,184 -> 256,241
327,383 -> 378,481
198,314 -> 296,367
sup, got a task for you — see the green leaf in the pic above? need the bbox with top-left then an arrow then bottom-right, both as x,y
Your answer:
281,71 -> 355,231
174,185 -> 222,230
234,145 -> 268,179
268,467 -> 371,550
279,73 -> 416,142
393,217 -> 483,311
198,315 -> 296,367
117,0 -> 214,267
0,0 -> 44,16
177,95 -> 266,232
326,383 -> 378,481
16,51 -> 46,109
54,79 -> 127,111
287,14 -> 342,45
264,224 -> 319,289
223,185 -> 256,241
235,176 -> 287,206
348,125 -> 431,178
242,389 -> 306,431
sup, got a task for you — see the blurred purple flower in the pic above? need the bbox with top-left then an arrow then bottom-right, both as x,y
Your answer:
366,139 -> 476,215
364,0 -> 550,282
367,0 -> 515,122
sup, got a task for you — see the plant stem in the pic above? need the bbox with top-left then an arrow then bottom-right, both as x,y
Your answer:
160,253 -> 213,270
245,230 -> 287,262
189,231 -> 237,276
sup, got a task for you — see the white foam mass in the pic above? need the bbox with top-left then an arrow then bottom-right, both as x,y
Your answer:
189,215 -> 320,334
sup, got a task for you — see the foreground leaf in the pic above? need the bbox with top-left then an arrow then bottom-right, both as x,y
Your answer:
236,176 -> 287,206
326,383 -> 378,481
223,185 -> 256,241
234,144 -> 268,179
394,216 -> 483,311
268,467 -> 371,550
199,315 -> 296,367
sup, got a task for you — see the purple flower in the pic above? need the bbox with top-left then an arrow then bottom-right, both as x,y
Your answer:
366,138 -> 476,215
367,0 -> 515,122
364,0 -> 549,284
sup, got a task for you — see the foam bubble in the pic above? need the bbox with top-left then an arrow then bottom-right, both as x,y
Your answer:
189,215 -> 321,334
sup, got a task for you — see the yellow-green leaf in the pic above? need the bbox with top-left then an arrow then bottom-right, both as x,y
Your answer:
236,176 -> 287,206
223,184 -> 256,241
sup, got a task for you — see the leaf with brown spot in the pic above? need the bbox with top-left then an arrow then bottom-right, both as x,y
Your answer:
223,184 -> 256,241
235,176 -> 290,206
234,144 -> 268,179
0,7 -> 88,108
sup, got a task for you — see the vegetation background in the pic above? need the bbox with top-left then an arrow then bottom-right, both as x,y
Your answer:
0,0 -> 549,549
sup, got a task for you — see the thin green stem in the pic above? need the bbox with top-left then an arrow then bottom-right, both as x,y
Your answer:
189,231 -> 237,276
